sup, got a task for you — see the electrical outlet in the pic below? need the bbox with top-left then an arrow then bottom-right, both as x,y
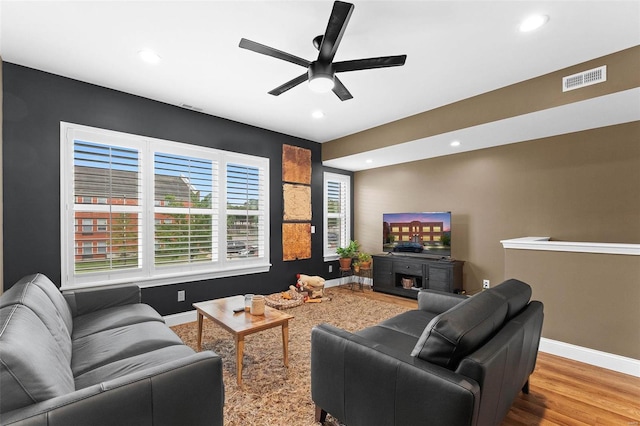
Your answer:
177,290 -> 186,302
329,265 -> 333,273
482,280 -> 490,289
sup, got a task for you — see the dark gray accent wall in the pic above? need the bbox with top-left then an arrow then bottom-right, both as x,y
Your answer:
2,62 -> 340,315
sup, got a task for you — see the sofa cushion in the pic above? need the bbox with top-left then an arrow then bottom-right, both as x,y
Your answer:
0,278 -> 73,363
377,309 -> 438,339
490,279 -> 532,320
20,273 -> 73,333
74,345 -> 196,390
72,303 -> 165,339
0,305 -> 75,413
63,284 -> 141,317
411,290 -> 508,369
356,326 -> 421,356
71,321 -> 185,376
418,289 -> 468,314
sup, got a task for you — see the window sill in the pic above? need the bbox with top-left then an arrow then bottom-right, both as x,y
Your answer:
61,262 -> 272,291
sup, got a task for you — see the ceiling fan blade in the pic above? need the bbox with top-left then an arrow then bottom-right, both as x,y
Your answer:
268,73 -> 309,96
239,38 -> 310,68
318,1 -> 354,64
334,55 -> 407,73
332,76 -> 353,101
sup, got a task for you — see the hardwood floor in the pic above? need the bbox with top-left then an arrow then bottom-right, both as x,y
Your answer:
335,286 -> 640,425
504,353 -> 640,425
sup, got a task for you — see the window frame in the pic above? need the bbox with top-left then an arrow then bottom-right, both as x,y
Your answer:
60,122 -> 270,290
323,172 -> 351,261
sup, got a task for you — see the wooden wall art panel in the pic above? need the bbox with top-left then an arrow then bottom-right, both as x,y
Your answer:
282,223 -> 311,261
282,144 -> 311,184
283,184 -> 311,221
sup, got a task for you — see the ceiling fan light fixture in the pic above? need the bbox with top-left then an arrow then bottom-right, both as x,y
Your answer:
309,76 -> 335,93
308,61 -> 335,93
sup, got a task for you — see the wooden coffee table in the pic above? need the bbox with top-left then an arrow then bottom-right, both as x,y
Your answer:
193,295 -> 294,386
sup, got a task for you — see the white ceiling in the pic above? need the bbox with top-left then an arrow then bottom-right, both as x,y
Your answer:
1,1 -> 639,168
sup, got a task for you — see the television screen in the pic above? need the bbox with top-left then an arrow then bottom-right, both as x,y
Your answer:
382,212 -> 451,258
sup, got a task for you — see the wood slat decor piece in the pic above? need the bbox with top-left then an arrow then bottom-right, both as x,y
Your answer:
283,183 -> 311,221
282,223 -> 311,261
282,144 -> 311,185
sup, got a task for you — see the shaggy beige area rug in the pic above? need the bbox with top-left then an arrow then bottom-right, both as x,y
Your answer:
171,288 -> 411,426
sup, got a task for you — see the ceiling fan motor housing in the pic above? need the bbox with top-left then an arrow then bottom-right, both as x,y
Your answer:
309,61 -> 335,81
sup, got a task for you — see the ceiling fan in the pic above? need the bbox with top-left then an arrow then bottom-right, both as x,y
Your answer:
239,1 -> 407,101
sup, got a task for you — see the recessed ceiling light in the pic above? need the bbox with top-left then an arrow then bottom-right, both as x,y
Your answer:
519,14 -> 549,32
138,49 -> 161,64
450,141 -> 461,147
311,110 -> 325,119
365,159 -> 373,164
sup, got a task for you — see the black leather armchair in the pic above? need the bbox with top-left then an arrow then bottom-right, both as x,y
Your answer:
311,279 -> 543,426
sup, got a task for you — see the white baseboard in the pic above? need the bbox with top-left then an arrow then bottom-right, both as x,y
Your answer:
325,277 -> 372,288
164,310 -> 197,327
325,278 -> 342,288
539,337 -> 640,377
163,298 -> 639,378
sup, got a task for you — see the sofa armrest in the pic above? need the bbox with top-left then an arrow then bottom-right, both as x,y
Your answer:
63,284 -> 141,317
418,289 -> 468,314
311,323 -> 480,426
1,351 -> 224,426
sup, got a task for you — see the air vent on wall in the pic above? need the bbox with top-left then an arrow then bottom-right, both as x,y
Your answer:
562,65 -> 607,92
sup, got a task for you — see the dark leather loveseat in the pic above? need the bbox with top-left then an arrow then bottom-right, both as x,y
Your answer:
311,279 -> 543,426
0,273 -> 224,426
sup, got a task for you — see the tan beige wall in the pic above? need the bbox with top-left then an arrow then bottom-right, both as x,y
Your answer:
504,249 -> 640,359
353,122 -> 639,358
324,46 -> 640,161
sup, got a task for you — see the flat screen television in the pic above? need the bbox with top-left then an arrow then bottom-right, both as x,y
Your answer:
382,212 -> 451,258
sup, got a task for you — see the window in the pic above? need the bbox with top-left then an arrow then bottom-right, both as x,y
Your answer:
61,122 -> 270,288
82,219 -> 93,233
153,152 -> 215,267
323,172 -> 351,260
226,164 -> 264,259
81,242 -> 92,256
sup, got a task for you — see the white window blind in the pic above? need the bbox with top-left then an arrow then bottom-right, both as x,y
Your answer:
226,163 -> 265,260
61,122 -> 270,289
73,140 -> 142,275
154,152 -> 217,267
324,172 -> 351,259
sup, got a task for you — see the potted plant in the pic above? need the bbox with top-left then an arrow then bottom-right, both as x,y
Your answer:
336,240 -> 359,269
357,252 -> 372,269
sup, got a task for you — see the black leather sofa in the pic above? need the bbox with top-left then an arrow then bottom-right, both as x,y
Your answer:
311,279 -> 543,426
0,273 -> 224,426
